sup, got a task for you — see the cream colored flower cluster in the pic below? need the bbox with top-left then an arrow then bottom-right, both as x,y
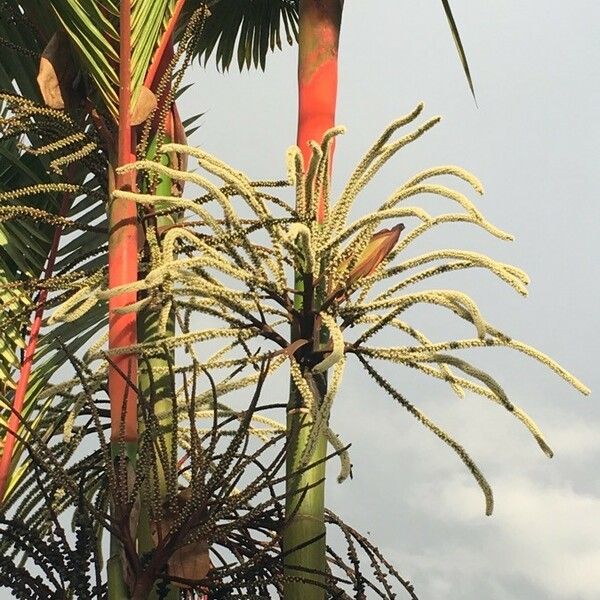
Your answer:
48,103 -> 589,512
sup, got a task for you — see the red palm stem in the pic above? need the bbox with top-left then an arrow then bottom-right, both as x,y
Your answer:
0,191 -> 72,502
296,0 -> 343,222
144,0 -> 187,90
108,0 -> 138,443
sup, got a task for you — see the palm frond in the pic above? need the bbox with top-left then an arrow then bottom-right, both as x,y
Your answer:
441,0 -> 476,100
0,1 -> 57,100
0,94 -> 109,503
187,0 -> 299,71
41,0 -> 182,120
188,0 -> 473,94
0,136 -> 58,390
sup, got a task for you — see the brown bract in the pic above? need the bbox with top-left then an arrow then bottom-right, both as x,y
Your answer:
130,86 -> 158,126
330,223 -> 405,301
37,32 -> 77,110
347,224 -> 405,285
151,489 -> 212,588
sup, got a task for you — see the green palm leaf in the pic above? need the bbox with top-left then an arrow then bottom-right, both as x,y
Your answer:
187,0 -> 299,71
441,0 -> 476,99
0,138 -> 57,390
0,93 -> 109,504
40,0 -> 180,120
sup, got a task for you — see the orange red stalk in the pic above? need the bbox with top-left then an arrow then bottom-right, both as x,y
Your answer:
296,0 -> 343,222
0,192 -> 72,502
108,0 -> 138,443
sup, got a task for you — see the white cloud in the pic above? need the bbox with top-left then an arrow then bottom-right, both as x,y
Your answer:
328,386 -> 600,600
399,476 -> 600,599
542,421 -> 600,459
497,481 -> 600,598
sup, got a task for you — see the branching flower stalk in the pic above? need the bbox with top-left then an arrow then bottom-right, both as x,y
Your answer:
26,103 -> 589,597
43,103 -> 583,573
0,343 -> 419,598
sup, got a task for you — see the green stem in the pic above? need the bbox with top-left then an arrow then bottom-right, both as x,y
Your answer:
107,555 -> 130,600
284,374 -> 328,599
136,131 -> 180,600
284,259 -> 329,600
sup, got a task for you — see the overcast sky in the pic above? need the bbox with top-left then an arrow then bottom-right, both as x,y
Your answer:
180,2 -> 599,599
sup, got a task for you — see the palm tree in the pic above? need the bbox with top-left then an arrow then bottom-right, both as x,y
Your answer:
5,4 -> 576,600
0,0 -> 301,505
275,3 -> 474,597
108,110 -> 588,599
0,2 -> 476,598
0,72 -> 422,600
0,3 -> 305,598
0,2 -> 211,597
192,3 -> 475,597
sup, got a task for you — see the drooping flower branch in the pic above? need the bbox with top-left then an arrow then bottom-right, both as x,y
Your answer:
44,103 -> 588,521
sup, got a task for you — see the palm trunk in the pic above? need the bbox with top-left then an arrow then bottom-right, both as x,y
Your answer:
284,2 -> 343,598
136,126 -> 180,600
284,372 -> 328,599
136,32 -> 186,597
109,0 -> 138,446
295,0 -> 343,220
107,2 -> 138,597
